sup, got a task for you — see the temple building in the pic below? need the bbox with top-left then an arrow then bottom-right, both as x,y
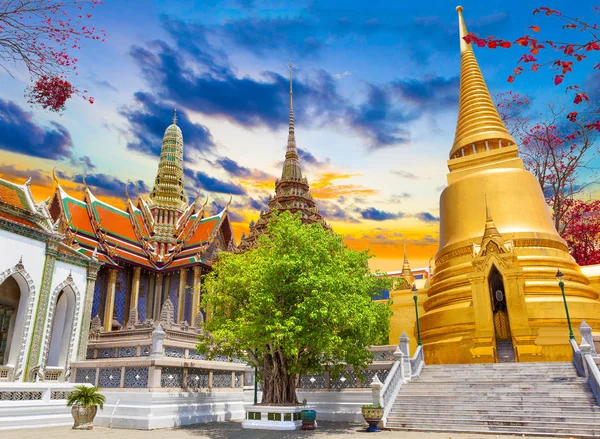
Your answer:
48,114 -> 235,335
388,6 -> 600,364
0,177 -> 100,383
236,62 -> 329,252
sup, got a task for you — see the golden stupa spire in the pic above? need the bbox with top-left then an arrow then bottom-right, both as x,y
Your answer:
401,242 -> 415,283
482,195 -> 502,241
451,6 -> 516,160
281,61 -> 303,182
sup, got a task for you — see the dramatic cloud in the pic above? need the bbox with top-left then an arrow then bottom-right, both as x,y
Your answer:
392,76 -> 459,111
70,173 -> 149,199
297,148 -> 330,168
184,169 -> 247,195
71,155 -> 97,172
414,212 -> 439,223
346,84 -> 412,149
119,92 -> 214,158
387,193 -> 412,204
0,99 -> 73,160
358,207 -> 405,221
318,199 -> 360,223
0,164 -> 53,187
216,157 -> 272,181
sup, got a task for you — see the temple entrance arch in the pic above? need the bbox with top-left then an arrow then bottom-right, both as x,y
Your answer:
47,287 -> 76,368
0,276 -> 20,365
488,265 -> 514,362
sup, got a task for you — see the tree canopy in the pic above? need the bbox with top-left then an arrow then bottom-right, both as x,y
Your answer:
198,211 -> 392,405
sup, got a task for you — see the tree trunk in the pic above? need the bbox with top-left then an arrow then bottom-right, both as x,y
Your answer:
260,351 -> 298,405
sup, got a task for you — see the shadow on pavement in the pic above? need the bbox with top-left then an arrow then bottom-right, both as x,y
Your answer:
179,421 -> 368,438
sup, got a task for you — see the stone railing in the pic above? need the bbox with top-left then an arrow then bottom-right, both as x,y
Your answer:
73,324 -> 247,390
0,382 -> 88,402
371,332 -> 425,427
571,321 -> 600,406
297,345 -> 396,391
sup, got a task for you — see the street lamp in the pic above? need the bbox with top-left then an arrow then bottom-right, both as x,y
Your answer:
253,366 -> 258,405
412,284 -> 422,346
556,269 -> 575,340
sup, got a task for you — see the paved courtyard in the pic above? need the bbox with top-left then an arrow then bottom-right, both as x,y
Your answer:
1,422 -> 575,439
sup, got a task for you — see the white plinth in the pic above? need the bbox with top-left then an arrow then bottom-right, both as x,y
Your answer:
241,404 -> 304,430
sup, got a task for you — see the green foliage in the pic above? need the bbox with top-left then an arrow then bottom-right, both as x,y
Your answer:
198,211 -> 392,381
66,385 -> 105,410
362,404 -> 383,409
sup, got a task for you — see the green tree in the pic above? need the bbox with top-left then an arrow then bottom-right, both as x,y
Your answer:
198,211 -> 392,405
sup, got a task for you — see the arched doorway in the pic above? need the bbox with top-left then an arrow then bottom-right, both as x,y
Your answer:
0,276 -> 20,365
47,287 -> 76,368
488,265 -> 515,362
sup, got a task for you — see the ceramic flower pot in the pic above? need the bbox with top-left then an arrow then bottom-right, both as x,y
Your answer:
300,409 -> 317,430
71,405 -> 98,430
361,406 -> 383,432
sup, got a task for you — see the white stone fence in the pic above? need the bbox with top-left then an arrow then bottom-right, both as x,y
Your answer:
370,332 -> 425,427
572,320 -> 600,406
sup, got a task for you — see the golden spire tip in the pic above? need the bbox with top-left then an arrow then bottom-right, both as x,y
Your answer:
456,5 -> 463,12
173,108 -> 177,125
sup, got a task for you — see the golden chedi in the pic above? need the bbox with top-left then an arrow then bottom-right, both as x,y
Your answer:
419,6 -> 600,363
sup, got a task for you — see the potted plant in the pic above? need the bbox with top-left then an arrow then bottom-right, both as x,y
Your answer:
300,408 -> 317,430
361,404 -> 383,432
66,385 -> 105,430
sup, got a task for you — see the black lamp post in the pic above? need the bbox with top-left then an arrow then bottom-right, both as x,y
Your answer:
412,284 -> 422,346
556,269 -> 575,340
253,366 -> 258,405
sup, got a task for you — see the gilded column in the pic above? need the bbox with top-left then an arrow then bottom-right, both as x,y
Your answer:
103,268 -> 118,332
153,273 -> 164,320
191,266 -> 201,326
23,242 -> 58,381
129,266 -> 141,323
177,269 -> 186,323
77,260 -> 102,360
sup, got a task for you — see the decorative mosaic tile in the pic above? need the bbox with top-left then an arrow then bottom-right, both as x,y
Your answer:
140,346 -> 151,356
165,347 -> 185,358
138,271 -> 150,322
98,348 -> 116,359
235,372 -> 243,387
98,367 -> 121,388
124,367 -> 149,388
118,346 -> 137,358
114,269 -> 128,325
363,369 -> 390,386
0,391 -> 42,400
184,269 -> 193,324
160,367 -> 183,388
86,348 -> 95,360
187,368 -> 209,389
51,391 -> 73,400
168,273 -> 179,314
331,371 -> 357,389
212,371 -> 232,388
299,373 -> 325,389
75,368 -> 96,384
188,351 -> 206,360
91,269 -> 106,319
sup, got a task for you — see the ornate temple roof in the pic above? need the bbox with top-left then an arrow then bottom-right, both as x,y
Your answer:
47,116 -> 235,271
450,6 -> 516,160
0,177 -> 54,232
236,63 -> 330,252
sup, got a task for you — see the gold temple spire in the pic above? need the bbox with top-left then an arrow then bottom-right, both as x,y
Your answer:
451,6 -> 516,160
281,61 -> 303,182
482,195 -> 502,241
401,241 -> 414,282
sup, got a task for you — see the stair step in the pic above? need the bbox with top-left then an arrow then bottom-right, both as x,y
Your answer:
391,402 -> 600,413
385,425 -> 600,438
386,412 -> 600,422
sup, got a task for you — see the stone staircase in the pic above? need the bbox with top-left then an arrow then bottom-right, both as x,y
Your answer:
387,362 -> 600,437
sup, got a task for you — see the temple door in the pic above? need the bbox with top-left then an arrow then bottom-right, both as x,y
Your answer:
489,266 -> 515,362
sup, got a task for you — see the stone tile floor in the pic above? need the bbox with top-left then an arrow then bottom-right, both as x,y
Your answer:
1,422 -> 575,439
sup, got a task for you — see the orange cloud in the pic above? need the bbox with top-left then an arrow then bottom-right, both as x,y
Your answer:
310,172 -> 378,199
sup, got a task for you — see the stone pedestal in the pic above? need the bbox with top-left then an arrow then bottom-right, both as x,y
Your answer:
241,404 -> 304,430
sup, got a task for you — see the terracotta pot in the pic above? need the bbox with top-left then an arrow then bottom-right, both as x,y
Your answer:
71,405 -> 98,430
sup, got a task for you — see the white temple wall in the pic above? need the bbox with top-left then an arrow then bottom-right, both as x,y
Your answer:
0,230 -> 46,375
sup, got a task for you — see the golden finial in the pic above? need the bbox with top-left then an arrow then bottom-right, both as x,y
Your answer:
125,182 -> 131,202
225,194 -> 232,211
82,174 -> 89,190
450,6 -> 516,160
455,5 -> 471,54
289,61 -> 293,95
202,194 -> 209,208
52,167 -> 59,183
172,108 -> 177,125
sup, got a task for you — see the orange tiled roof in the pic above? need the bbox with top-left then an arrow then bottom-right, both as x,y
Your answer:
0,210 -> 41,229
185,216 -> 220,248
0,179 -> 30,211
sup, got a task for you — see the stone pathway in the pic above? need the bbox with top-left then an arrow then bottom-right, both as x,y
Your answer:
1,422 -> 575,438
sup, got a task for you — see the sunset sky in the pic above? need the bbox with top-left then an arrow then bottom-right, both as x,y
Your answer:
0,0 -> 597,272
